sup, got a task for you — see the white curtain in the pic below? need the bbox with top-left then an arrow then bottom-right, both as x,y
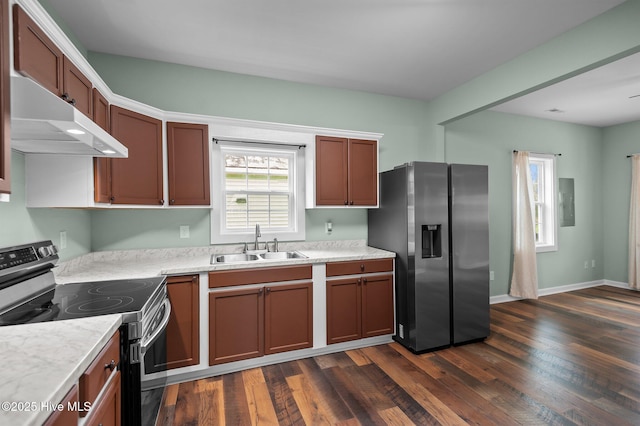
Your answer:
628,155 -> 640,290
510,151 -> 539,299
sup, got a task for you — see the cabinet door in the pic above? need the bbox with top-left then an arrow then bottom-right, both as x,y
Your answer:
348,139 -> 378,206
13,5 -> 63,96
92,88 -> 111,203
361,274 -> 394,338
0,0 -> 9,194
209,288 -> 264,365
165,275 -> 200,369
44,385 -> 78,426
84,372 -> 121,426
167,122 -> 210,205
264,282 -> 313,355
315,135 -> 348,206
110,106 -> 163,205
62,56 -> 92,117
326,278 -> 361,344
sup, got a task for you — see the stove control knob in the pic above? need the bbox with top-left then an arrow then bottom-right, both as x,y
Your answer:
38,246 -> 52,258
37,245 -> 57,258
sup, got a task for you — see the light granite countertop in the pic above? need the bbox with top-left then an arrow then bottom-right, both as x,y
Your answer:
54,240 -> 396,283
0,314 -> 122,426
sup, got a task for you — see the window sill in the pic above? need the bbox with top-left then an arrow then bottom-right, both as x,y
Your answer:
536,244 -> 558,253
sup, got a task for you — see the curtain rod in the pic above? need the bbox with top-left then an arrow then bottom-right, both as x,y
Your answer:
213,138 -> 306,149
513,150 -> 562,156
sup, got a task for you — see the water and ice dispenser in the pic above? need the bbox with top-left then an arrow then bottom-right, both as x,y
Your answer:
422,224 -> 442,258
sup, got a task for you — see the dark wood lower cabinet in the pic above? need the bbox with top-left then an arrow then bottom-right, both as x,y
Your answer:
44,385 -> 78,426
209,282 -> 313,365
326,278 -> 362,345
264,282 -> 313,355
209,287 -> 264,365
327,273 -> 393,344
361,275 -> 394,338
84,372 -> 121,426
148,275 -> 200,371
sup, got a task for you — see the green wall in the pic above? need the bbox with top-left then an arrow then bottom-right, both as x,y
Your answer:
444,111 -> 604,296
87,53 -> 426,251
602,120 -> 640,283
4,0 -> 640,295
0,152 -> 91,260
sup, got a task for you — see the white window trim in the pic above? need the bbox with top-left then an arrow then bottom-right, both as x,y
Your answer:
210,141 -> 306,244
530,153 -> 557,253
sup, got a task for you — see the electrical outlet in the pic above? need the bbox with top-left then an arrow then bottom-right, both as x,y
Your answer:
490,270 -> 495,281
59,231 -> 67,250
180,226 -> 190,239
584,261 -> 589,269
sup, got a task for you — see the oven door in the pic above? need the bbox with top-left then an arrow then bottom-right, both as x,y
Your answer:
141,297 -> 171,376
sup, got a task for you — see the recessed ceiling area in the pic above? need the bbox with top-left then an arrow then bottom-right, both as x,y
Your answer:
44,0 -> 625,102
490,51 -> 640,128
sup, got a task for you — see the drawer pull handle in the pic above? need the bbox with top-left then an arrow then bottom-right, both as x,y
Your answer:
104,360 -> 116,371
360,264 -> 365,271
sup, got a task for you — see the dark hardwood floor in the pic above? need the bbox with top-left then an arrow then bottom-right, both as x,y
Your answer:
156,285 -> 640,425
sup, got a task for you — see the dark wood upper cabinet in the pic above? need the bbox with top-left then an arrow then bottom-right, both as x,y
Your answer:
109,106 -> 163,205
92,88 -> 111,204
315,135 -> 377,206
13,4 -> 63,96
315,135 -> 348,206
167,122 -> 210,206
62,56 -> 92,117
0,0 -> 10,195
348,138 -> 378,206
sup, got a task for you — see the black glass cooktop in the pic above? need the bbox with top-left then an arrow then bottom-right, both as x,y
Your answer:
0,277 -> 166,326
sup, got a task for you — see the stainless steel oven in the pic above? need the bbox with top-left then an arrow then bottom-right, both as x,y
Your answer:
0,240 -> 170,426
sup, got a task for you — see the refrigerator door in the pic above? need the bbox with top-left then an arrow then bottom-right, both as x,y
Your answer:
450,164 -> 490,345
412,162 -> 450,352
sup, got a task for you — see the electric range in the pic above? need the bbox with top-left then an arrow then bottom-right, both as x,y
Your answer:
0,240 -> 170,426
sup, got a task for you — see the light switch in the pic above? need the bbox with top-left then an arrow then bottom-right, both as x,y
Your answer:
60,231 -> 67,250
180,226 -> 190,239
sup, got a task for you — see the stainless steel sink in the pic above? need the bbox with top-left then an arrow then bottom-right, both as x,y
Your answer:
212,253 -> 260,263
211,251 -> 307,264
259,251 -> 307,260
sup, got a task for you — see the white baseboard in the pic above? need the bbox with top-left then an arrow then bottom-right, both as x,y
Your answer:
489,279 -> 627,304
603,279 -> 631,289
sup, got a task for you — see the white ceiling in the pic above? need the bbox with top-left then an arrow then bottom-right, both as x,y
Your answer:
45,0 -> 633,127
491,51 -> 640,127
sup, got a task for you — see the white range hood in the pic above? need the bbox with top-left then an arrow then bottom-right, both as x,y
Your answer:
10,76 -> 128,158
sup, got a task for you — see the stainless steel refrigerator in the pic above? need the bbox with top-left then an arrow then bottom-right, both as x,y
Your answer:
368,162 -> 489,353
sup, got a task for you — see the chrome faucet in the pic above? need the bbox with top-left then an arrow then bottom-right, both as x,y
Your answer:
273,237 -> 279,252
254,224 -> 261,251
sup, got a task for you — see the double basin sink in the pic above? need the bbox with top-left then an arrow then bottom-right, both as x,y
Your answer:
211,251 -> 307,264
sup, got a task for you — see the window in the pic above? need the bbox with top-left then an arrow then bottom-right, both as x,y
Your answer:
529,153 -> 557,252
211,142 -> 305,244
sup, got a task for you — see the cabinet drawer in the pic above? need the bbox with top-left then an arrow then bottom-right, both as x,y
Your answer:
326,258 -> 393,277
79,330 -> 119,416
209,265 -> 312,288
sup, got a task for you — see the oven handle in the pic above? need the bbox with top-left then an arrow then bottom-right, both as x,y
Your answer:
141,298 -> 171,353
